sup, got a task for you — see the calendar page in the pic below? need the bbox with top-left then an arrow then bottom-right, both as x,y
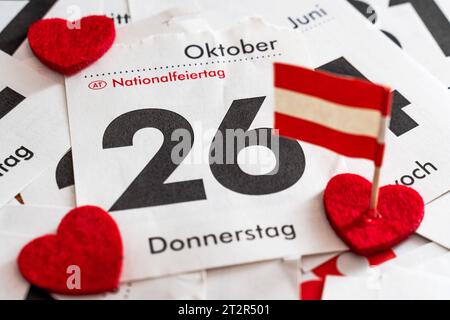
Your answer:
343,0 -> 450,250
346,0 -> 450,90
130,0 -> 450,204
0,52 -> 70,207
65,19 -> 348,280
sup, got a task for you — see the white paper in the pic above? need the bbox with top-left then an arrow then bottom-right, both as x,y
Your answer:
128,0 -> 199,22
54,271 -> 207,300
344,1 -> 450,248
321,241 -> 449,300
416,252 -> 450,278
206,259 -> 299,300
0,52 -> 70,208
300,235 -> 431,299
20,149 -> 76,207
377,241 -> 448,271
319,241 -> 448,300
116,8 -> 210,45
7,198 -> 21,205
0,205 -> 208,299
0,232 -> 33,300
301,252 -> 340,273
417,193 -> 450,249
121,12 -> 302,298
346,0 -> 450,90
323,267 -> 450,300
0,0 -> 50,56
322,275 -> 380,300
130,0 -> 450,204
0,1 -> 28,32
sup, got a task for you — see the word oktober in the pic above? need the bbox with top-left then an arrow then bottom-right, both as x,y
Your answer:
0,146 -> 34,177
184,39 -> 278,59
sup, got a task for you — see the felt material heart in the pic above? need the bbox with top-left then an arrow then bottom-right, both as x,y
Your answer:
28,16 -> 115,75
323,173 -> 424,256
18,206 -> 123,295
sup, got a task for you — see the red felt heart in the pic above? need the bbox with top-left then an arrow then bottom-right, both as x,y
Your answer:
27,16 -> 115,75
323,173 -> 424,256
18,206 -> 123,295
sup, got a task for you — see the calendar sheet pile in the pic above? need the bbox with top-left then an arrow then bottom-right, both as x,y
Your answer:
1,0 -> 450,300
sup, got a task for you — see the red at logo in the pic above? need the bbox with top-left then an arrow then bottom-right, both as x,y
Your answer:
88,80 -> 107,90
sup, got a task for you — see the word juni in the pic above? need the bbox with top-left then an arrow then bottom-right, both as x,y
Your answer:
0,146 -> 34,177
287,4 -> 329,29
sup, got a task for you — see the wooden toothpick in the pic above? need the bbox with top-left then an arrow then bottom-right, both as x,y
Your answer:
368,166 -> 382,219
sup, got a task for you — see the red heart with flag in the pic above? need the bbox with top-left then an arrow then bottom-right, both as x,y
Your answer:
17,206 -> 123,295
323,173 -> 424,256
28,15 -> 115,75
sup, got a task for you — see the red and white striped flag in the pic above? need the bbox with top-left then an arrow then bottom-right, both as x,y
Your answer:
274,63 -> 392,166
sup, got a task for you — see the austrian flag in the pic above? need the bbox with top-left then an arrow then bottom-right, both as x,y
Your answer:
274,63 -> 392,166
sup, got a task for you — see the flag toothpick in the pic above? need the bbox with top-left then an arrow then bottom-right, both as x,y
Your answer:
368,166 -> 382,219
273,62 -> 392,220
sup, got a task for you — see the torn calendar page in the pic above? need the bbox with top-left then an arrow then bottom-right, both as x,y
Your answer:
20,149 -> 76,207
322,275 -> 380,300
300,235 -> 432,300
116,7 -> 210,45
377,241 -> 448,271
0,1 -> 28,35
0,205 -> 207,299
417,193 -> 450,249
301,252 -> 340,273
206,259 -> 299,300
415,252 -> 450,278
65,18 -> 347,280
322,267 -> 450,300
0,232 -> 34,300
321,242 -> 449,300
53,272 -> 207,300
0,0 -> 57,56
128,0 -> 200,22
0,52 -> 70,208
117,13 -> 302,296
347,0 -> 450,90
2,0 -> 132,61
7,195 -> 22,205
114,203 -> 345,281
130,0 -> 450,203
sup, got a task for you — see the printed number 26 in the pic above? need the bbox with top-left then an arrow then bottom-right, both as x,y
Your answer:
102,97 -> 306,211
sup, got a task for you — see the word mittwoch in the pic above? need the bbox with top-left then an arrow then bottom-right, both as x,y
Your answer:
395,161 -> 437,186
184,39 -> 279,59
